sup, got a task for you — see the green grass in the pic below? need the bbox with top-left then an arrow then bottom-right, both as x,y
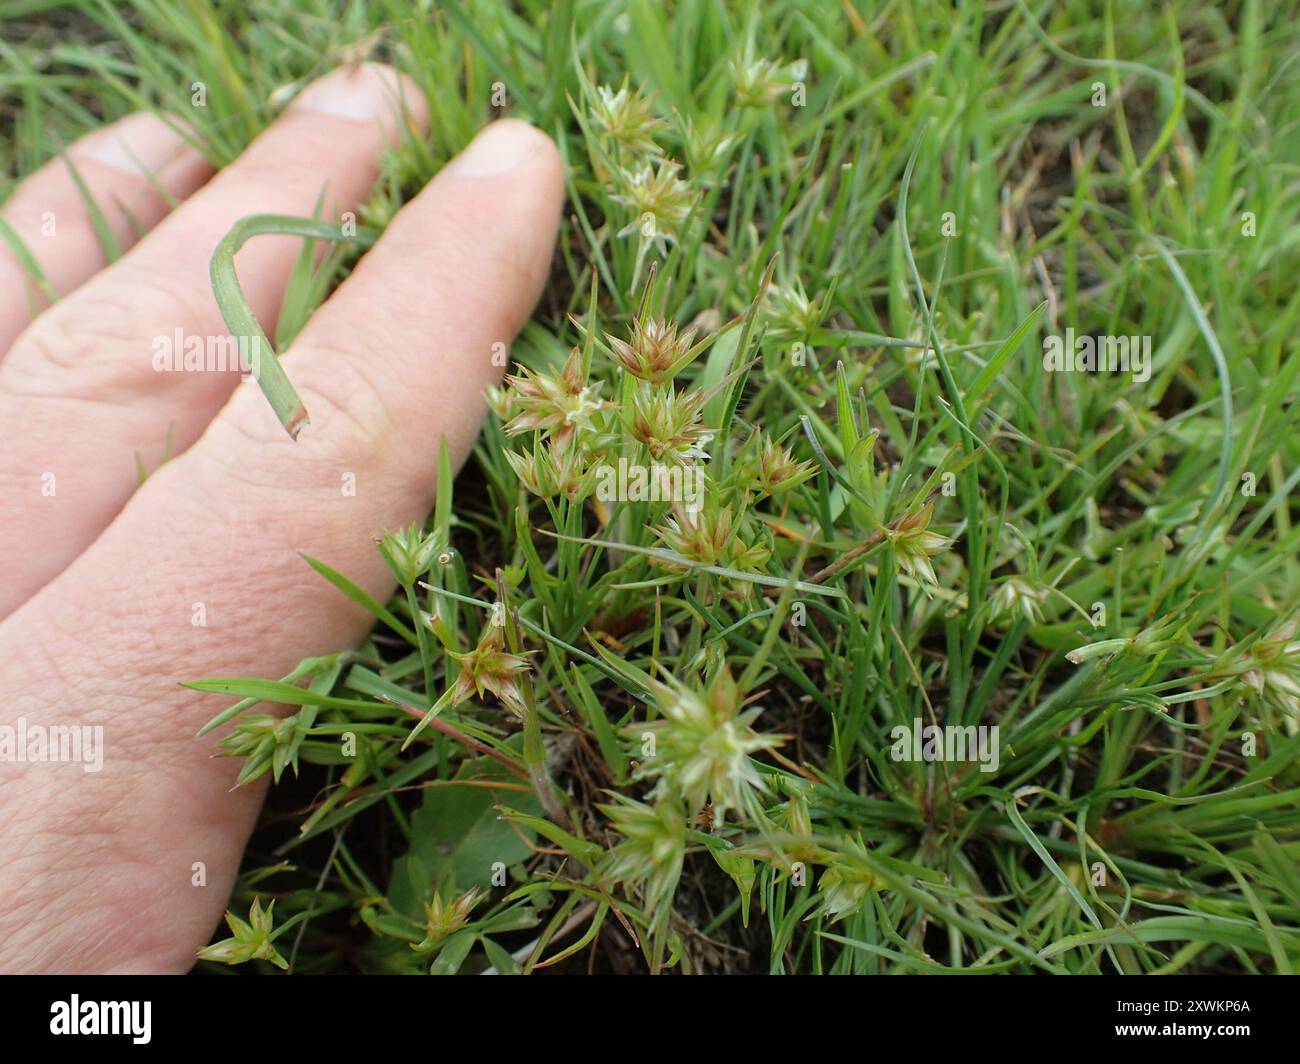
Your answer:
5,0 -> 1300,973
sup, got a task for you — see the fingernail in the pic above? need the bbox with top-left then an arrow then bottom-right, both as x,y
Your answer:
293,62 -> 407,121
73,112 -> 190,175
445,120 -> 542,177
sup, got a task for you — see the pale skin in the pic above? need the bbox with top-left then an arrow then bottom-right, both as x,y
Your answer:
0,63 -> 565,972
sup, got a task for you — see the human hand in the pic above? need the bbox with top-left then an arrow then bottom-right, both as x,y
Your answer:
0,63 -> 564,973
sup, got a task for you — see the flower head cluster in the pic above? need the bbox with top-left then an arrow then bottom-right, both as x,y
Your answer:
600,793 -> 687,916
606,316 -> 699,384
218,713 -> 304,787
884,502 -> 952,589
731,49 -> 806,108
496,344 -> 608,506
627,382 -> 713,464
197,898 -> 289,970
817,847 -> 881,921
990,575 -> 1050,626
655,502 -> 771,573
413,888 -> 483,952
446,623 -> 533,719
504,438 -> 595,503
612,160 -> 696,247
502,347 -> 604,448
1237,624 -> 1300,732
631,666 -> 783,823
590,81 -> 665,156
763,280 -> 825,338
682,118 -> 737,182
742,434 -> 818,496
379,523 -> 446,585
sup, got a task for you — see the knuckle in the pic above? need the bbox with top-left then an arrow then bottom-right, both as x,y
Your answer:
7,297 -> 132,385
293,336 -> 396,446
2,271 -> 207,397
189,345 -> 400,497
